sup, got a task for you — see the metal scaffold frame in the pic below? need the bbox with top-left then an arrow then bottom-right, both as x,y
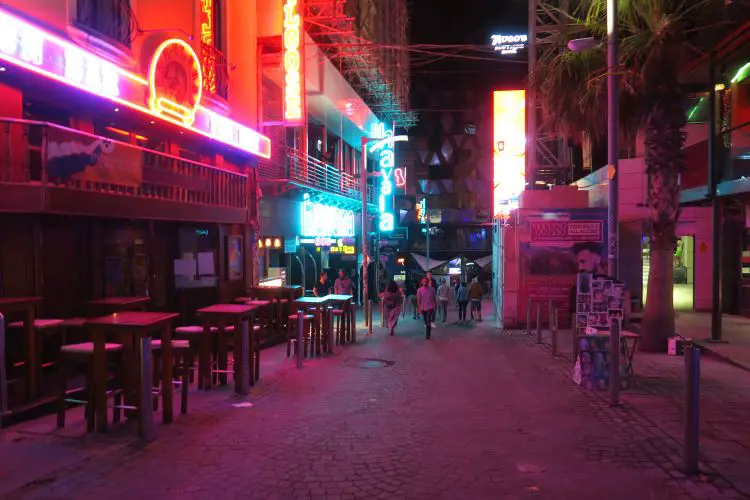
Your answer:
305,0 -> 418,129
528,0 -> 575,182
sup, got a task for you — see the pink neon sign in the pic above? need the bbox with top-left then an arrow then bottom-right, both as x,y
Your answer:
0,7 -> 271,159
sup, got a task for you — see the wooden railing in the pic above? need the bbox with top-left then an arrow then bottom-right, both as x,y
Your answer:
0,119 -> 248,210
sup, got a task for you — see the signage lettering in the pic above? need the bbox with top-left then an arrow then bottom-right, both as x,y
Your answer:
490,33 -> 528,55
301,194 -> 355,237
394,167 -> 406,188
282,0 -> 304,124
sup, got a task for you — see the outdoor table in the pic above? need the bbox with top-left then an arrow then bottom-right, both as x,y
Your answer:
88,297 -> 150,316
86,311 -> 178,439
324,294 -> 355,345
196,304 -> 258,393
295,296 -> 332,355
0,297 -> 41,405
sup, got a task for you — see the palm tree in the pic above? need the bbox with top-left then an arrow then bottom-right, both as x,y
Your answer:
531,0 -> 723,351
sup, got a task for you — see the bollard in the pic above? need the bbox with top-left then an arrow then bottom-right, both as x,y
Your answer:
380,301 -> 385,327
139,336 -> 155,442
609,318 -> 621,406
526,297 -> 532,333
551,307 -> 558,357
368,301 -> 373,335
535,301 -> 542,344
0,313 -> 7,418
296,309 -> 304,369
239,319 -> 250,395
683,344 -> 701,474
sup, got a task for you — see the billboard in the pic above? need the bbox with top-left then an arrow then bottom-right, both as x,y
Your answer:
493,90 -> 526,218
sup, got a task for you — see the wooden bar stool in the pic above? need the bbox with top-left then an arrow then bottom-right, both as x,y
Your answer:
286,313 -> 314,357
56,342 -> 123,431
332,308 -> 346,345
151,339 -> 192,415
9,318 -> 65,394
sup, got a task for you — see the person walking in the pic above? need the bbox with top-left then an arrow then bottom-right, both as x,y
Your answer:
468,277 -> 484,321
437,279 -> 452,322
456,281 -> 469,322
333,268 -> 353,295
382,280 -> 402,336
416,277 -> 437,339
425,271 -> 437,327
408,279 -> 419,319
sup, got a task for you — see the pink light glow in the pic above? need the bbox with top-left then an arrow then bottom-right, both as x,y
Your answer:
0,7 -> 270,159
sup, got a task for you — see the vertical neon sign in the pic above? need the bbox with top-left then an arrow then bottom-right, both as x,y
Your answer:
282,0 -> 304,125
493,90 -> 526,218
371,122 -> 395,232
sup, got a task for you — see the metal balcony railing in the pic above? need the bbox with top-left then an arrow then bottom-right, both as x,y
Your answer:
75,0 -> 136,47
0,119 -> 248,210
201,43 -> 231,100
259,148 -> 375,204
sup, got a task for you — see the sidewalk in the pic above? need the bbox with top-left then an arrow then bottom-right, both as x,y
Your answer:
534,326 -> 750,497
674,312 -> 750,371
1,305 -> 748,499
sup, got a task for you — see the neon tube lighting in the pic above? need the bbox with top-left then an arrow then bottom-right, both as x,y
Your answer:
731,61 -> 750,84
0,7 -> 270,159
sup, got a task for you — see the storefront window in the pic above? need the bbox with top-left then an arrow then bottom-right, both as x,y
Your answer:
174,226 -> 218,289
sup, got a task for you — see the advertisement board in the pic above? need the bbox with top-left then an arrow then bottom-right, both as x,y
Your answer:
493,90 -> 526,218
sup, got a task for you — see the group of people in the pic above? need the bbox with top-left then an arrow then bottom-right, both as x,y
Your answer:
383,271 -> 485,339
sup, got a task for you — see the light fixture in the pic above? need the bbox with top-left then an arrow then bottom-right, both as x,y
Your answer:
273,238 -> 281,248
264,238 -> 272,247
258,240 -> 263,248
714,83 -> 726,92
0,67 -> 6,72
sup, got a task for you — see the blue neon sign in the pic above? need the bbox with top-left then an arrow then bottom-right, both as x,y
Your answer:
300,193 -> 355,237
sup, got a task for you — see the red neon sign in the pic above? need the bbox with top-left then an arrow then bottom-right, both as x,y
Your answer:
395,167 -> 406,188
282,0 -> 304,125
0,7 -> 270,159
201,0 -> 213,45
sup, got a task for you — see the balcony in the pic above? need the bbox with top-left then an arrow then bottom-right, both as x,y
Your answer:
202,43 -> 231,101
75,0 -> 135,48
0,119 -> 249,223
258,148 -> 375,210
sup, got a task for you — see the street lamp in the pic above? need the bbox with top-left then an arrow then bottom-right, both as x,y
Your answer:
568,0 -> 619,406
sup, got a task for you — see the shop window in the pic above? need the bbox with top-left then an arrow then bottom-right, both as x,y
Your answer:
75,0 -> 135,48
174,227 -> 218,289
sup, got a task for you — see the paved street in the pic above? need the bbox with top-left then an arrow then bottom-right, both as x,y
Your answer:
3,307 -> 749,499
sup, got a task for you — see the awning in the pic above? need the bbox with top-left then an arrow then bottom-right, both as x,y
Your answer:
410,253 -> 450,272
471,255 -> 493,268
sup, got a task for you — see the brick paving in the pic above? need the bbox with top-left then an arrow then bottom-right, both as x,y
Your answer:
1,307 -> 749,499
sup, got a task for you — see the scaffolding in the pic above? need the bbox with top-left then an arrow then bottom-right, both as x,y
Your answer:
305,0 -> 417,129
528,0 -> 576,183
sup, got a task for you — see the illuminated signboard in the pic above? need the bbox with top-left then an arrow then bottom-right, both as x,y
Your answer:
282,0 -> 304,125
0,7 -> 271,159
369,123 -> 408,232
416,197 -> 426,224
394,167 -> 406,188
200,0 -> 217,94
493,90 -> 526,218
300,194 -> 355,237
490,34 -> 528,55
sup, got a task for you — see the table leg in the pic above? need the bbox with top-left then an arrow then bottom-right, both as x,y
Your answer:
251,314 -> 259,384
199,321 -> 211,390
327,307 -> 334,354
161,325 -> 173,423
92,330 -> 107,433
25,308 -> 37,401
138,334 -> 154,441
0,313 -> 8,416
236,319 -> 249,395
217,322 -> 228,386
350,301 -> 356,343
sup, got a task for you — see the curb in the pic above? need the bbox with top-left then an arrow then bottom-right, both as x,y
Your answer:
694,340 -> 750,373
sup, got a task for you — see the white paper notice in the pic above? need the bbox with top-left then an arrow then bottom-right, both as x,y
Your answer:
174,259 -> 196,277
198,252 -> 215,276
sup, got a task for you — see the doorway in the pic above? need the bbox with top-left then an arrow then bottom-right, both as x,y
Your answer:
641,235 -> 695,311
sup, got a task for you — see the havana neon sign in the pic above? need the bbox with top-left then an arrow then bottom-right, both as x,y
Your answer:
0,7 -> 271,159
282,0 -> 304,125
369,123 -> 408,232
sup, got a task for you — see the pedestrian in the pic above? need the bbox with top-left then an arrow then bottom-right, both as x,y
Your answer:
416,277 -> 437,339
468,277 -> 484,321
409,279 -> 419,319
425,271 -> 437,327
313,271 -> 331,297
333,268 -> 353,295
382,280 -> 402,336
456,281 -> 469,321
437,279 -> 452,322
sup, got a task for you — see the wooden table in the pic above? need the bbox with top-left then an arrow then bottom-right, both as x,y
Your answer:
295,296 -> 332,356
196,304 -> 258,394
88,297 -> 150,316
86,311 -> 178,440
0,297 -> 42,405
324,294 -> 355,345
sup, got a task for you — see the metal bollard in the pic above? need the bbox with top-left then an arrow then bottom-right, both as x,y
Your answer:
535,301 -> 542,344
0,313 -> 7,418
526,297 -> 531,333
551,307 -> 558,357
239,319 -> 250,395
296,309 -> 304,369
380,301 -> 385,327
609,318 -> 621,406
683,344 -> 701,474
139,336 -> 155,442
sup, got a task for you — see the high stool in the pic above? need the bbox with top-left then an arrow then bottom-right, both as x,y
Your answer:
151,339 -> 192,415
56,342 -> 123,430
9,319 -> 65,393
287,313 -> 314,357
332,308 -> 346,345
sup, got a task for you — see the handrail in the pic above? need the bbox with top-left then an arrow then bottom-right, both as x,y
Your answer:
0,118 -> 248,209
286,148 -> 376,203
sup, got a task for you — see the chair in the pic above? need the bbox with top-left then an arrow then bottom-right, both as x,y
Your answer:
151,339 -> 192,415
332,308 -> 346,345
286,313 -> 314,357
9,319 -> 65,391
56,342 -> 123,430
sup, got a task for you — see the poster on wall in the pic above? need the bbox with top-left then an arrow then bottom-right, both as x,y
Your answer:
46,127 -> 143,186
518,208 -> 608,327
226,235 -> 244,281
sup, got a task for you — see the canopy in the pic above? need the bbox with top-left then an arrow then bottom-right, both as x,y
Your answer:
410,253 -> 450,272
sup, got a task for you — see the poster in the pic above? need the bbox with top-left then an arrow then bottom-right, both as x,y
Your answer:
226,235 -> 243,281
46,127 -> 143,186
518,208 -> 608,327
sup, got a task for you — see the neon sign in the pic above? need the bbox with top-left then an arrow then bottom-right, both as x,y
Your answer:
282,0 -> 304,125
369,124 -> 409,232
200,0 -> 217,94
395,167 -> 406,188
493,90 -> 526,218
491,34 -> 528,55
0,7 -> 271,159
300,194 -> 355,237
201,0 -> 213,45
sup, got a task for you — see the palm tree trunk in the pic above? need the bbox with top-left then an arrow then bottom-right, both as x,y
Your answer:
640,94 -> 685,352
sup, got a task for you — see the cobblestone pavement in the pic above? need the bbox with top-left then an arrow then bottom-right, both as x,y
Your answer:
5,312 -> 750,500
